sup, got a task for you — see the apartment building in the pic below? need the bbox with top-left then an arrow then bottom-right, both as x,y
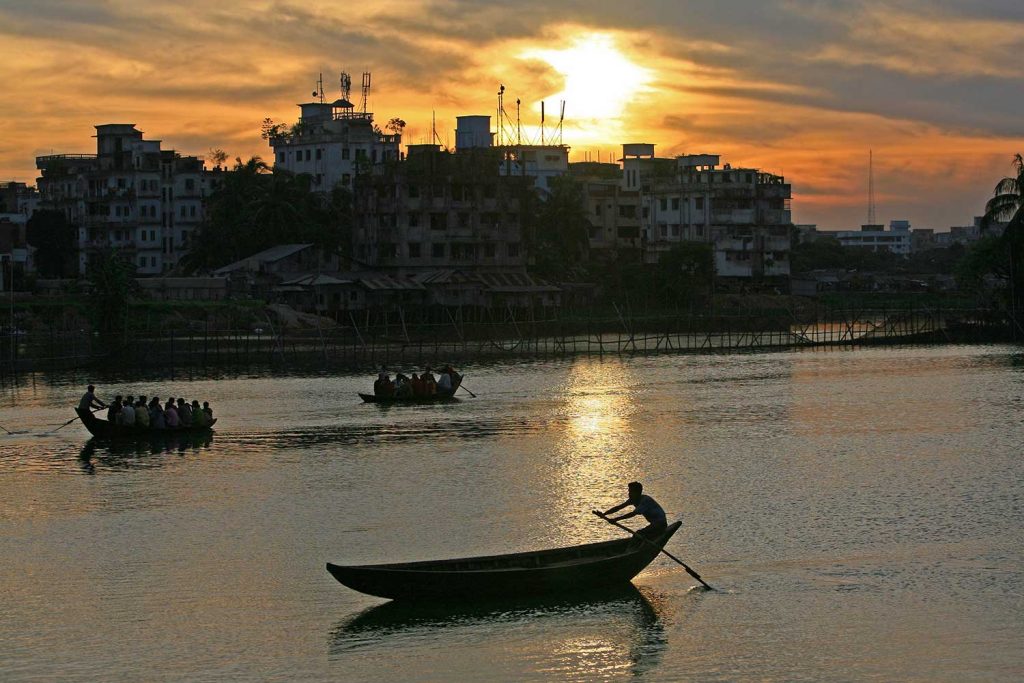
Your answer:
269,87 -> 401,192
617,145 -> 792,279
35,124 -> 209,275
352,144 -> 530,274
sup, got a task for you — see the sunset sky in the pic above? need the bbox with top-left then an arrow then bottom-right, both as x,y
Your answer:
1,0 -> 1022,229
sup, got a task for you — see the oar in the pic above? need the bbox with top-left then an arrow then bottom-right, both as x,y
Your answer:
592,510 -> 713,590
50,407 -> 103,433
0,423 -> 13,435
458,383 -> 477,398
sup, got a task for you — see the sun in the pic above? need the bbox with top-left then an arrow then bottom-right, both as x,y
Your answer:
523,33 -> 653,127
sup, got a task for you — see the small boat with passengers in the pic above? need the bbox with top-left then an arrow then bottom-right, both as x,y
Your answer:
326,521 -> 681,601
75,407 -> 217,439
359,372 -> 464,404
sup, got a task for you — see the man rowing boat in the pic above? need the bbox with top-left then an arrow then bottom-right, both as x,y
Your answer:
78,385 -> 107,413
601,481 -> 668,539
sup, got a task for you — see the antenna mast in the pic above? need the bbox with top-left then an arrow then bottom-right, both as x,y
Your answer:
867,150 -> 876,225
541,101 -> 545,145
516,98 -> 521,146
360,72 -> 371,116
557,100 -> 565,145
313,72 -> 324,103
496,85 -> 505,146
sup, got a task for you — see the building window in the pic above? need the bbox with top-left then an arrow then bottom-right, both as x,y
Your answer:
484,243 -> 495,258
304,149 -> 311,161
408,185 -> 419,198
508,243 -> 520,257
190,206 -> 196,217
672,197 -> 680,210
408,242 -> 421,258
342,174 -> 351,185
431,243 -> 445,258
659,198 -> 667,211
278,152 -> 285,163
409,213 -> 420,228
185,178 -> 195,192
342,148 -> 350,160
316,148 -> 323,160
695,197 -> 704,210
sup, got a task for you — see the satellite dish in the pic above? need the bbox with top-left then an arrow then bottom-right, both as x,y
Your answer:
312,91 -> 318,97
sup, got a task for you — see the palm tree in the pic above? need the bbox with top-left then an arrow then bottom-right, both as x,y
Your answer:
981,154 -> 1024,317
982,153 -> 1024,233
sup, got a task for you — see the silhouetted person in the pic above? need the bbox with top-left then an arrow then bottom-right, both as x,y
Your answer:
602,481 -> 667,539
78,385 -> 107,413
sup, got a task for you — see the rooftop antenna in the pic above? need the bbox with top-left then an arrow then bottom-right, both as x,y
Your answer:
496,85 -> 505,146
557,100 -> 565,145
313,72 -> 324,103
360,72 -> 371,116
339,72 -> 352,102
516,98 -> 522,146
541,101 -> 545,145
867,149 -> 876,225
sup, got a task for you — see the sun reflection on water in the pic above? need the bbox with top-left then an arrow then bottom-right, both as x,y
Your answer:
549,359 -> 644,541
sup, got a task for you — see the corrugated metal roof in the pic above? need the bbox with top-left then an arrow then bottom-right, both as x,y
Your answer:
213,244 -> 315,275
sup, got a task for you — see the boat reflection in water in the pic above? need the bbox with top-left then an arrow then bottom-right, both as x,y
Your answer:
78,433 -> 214,473
329,585 -> 669,678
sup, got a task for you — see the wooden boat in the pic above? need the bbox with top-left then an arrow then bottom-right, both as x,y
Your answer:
326,521 -> 681,601
358,391 -> 459,404
75,407 -> 217,439
359,375 -> 464,404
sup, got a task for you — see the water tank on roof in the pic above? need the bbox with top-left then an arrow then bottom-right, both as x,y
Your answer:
455,116 -> 494,150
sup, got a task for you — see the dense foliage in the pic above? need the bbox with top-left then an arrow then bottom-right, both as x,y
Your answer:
181,157 -> 352,273
26,209 -> 77,278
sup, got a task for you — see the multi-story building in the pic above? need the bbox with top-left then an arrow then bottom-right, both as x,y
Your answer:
616,145 -> 792,279
569,162 -> 642,257
35,124 -> 209,275
835,224 -> 911,254
269,84 -> 402,192
352,144 -> 529,274
455,115 -> 570,194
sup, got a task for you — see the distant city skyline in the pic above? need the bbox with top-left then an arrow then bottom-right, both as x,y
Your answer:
1,0 -> 1022,229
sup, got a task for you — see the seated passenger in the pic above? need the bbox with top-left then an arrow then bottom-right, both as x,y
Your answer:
177,398 -> 193,427
192,400 -> 208,427
437,369 -> 452,395
149,398 -> 166,430
107,396 -> 123,423
410,373 -> 424,397
203,401 -> 213,421
118,399 -> 135,427
135,398 -> 150,428
165,400 -> 180,428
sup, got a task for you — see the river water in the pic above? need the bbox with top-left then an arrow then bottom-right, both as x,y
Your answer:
1,345 -> 1022,681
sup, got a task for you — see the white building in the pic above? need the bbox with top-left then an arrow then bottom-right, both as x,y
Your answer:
269,85 -> 402,192
36,124 -> 210,275
620,145 -> 792,278
835,224 -> 911,255
454,115 -> 569,194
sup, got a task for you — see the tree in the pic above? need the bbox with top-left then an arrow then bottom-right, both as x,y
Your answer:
529,175 -> 591,278
208,148 -> 229,169
653,242 -> 714,306
976,154 -> 1024,311
981,154 -> 1024,233
180,156 -> 352,273
88,251 -> 136,339
26,209 -> 76,278
385,118 -> 407,135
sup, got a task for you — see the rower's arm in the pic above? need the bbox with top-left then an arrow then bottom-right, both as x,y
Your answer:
609,509 -> 638,522
602,500 -> 629,516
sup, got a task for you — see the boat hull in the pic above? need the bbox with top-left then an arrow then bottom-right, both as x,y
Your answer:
75,407 -> 216,439
358,392 -> 458,404
326,522 -> 681,601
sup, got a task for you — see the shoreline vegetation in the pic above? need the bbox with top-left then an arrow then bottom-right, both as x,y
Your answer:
0,294 -> 1016,379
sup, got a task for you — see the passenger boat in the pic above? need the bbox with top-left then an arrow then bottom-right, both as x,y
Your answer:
359,375 -> 464,404
325,521 -> 681,601
74,407 -> 217,438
